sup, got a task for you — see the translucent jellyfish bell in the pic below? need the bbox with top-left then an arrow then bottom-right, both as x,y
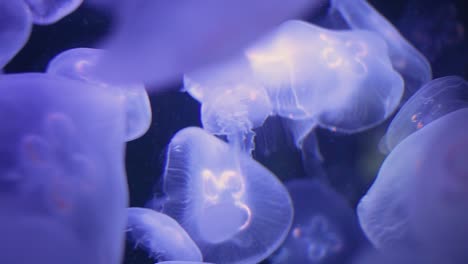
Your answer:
23,0 -> 83,25
0,0 -> 32,69
330,0 -> 432,94
380,76 -> 468,153
247,20 -> 404,145
271,179 -> 366,264
47,48 -> 152,141
153,127 -> 293,264
126,207 -> 202,262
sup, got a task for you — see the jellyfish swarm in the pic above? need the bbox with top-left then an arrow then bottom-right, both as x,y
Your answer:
330,0 -> 432,95
271,179 -> 366,264
153,127 -> 293,264
380,76 -> 468,153
126,207 -> 202,262
0,73 -> 128,264
90,0 -> 322,86
246,20 -> 403,146
23,0 -> 83,25
0,0 -> 32,69
46,48 -> 152,141
357,108 -> 468,256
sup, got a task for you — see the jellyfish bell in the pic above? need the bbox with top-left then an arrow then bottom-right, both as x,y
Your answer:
153,127 -> 293,264
380,76 -> 468,153
0,73 -> 128,263
47,48 -> 152,141
23,0 -> 83,25
329,0 -> 432,95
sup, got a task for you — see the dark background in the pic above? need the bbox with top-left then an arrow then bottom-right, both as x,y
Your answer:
5,0 -> 467,263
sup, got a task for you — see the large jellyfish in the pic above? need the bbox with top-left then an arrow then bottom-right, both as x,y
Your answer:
151,127 -> 293,264
23,0 -> 83,25
380,76 -> 468,153
0,73 -> 129,263
126,207 -> 202,262
46,48 -> 152,141
330,0 -> 432,95
271,179 -> 366,264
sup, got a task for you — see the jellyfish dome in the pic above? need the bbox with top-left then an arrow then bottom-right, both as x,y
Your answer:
152,127 -> 293,264
126,207 -> 202,262
0,73 -> 128,263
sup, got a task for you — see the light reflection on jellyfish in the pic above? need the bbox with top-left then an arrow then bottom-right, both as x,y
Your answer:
150,127 -> 293,264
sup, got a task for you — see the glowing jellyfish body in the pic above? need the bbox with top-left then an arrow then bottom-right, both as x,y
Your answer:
330,0 -> 432,94
0,0 -> 32,69
381,76 -> 468,153
23,0 -> 83,25
126,207 -> 202,262
47,48 -> 152,141
93,0 -> 321,86
154,127 -> 293,264
357,108 -> 468,253
247,20 -> 403,145
271,179 -> 366,264
0,73 -> 128,264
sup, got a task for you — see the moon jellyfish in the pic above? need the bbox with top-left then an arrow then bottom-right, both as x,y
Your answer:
271,179 -> 366,264
47,48 -> 152,141
153,127 -> 293,264
0,73 -> 128,264
0,0 -> 32,69
380,76 -> 468,153
357,108 -> 468,252
247,20 -> 403,146
23,0 -> 83,25
126,207 -> 202,262
330,0 -> 432,94
92,0 -> 322,86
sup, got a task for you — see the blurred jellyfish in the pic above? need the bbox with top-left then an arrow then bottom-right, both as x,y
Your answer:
23,0 -> 83,25
247,20 -> 403,146
271,179 -> 366,264
0,0 -> 32,69
0,73 -> 128,264
47,48 -> 152,141
126,207 -> 202,262
151,127 -> 293,264
380,76 -> 468,153
91,0 -> 324,86
330,0 -> 432,95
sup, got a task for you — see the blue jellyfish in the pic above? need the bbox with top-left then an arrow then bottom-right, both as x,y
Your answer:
0,73 -> 129,263
126,207 -> 202,262
330,0 -> 432,95
380,76 -> 468,153
270,179 -> 366,264
0,0 -> 32,69
47,48 -> 152,141
151,127 -> 293,264
23,0 -> 83,25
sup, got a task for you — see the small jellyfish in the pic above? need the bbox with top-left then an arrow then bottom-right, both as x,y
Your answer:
0,0 -> 32,69
0,73 -> 129,263
47,48 -> 152,141
22,0 -> 83,25
380,76 -> 468,153
271,179 -> 366,264
151,127 -> 293,264
126,207 -> 202,262
330,0 -> 432,95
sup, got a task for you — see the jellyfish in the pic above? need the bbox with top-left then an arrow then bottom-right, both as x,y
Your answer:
151,127 -> 293,264
357,108 -> 468,255
47,48 -> 152,141
90,0 -> 323,86
0,73 -> 129,263
270,179 -> 366,264
380,76 -> 468,153
0,0 -> 32,69
22,0 -> 83,25
126,207 -> 202,262
330,0 -> 432,95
